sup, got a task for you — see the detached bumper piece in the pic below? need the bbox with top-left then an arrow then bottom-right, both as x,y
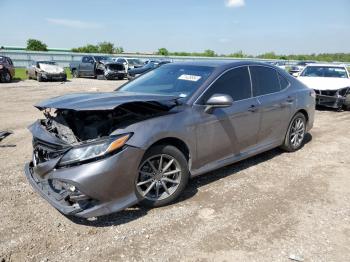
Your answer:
314,88 -> 350,109
25,162 -> 96,216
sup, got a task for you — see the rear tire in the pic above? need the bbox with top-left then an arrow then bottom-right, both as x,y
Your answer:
280,113 -> 307,152
135,145 -> 189,208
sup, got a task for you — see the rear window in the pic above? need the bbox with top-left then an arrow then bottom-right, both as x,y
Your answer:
278,74 -> 290,90
250,66 -> 281,96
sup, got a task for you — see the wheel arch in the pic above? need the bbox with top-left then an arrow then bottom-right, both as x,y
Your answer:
145,137 -> 191,167
296,108 -> 309,123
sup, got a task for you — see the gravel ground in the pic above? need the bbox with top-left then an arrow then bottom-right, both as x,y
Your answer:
0,79 -> 349,262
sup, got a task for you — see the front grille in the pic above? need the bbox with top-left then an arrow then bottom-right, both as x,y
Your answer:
108,64 -> 124,71
320,90 -> 337,97
33,139 -> 67,164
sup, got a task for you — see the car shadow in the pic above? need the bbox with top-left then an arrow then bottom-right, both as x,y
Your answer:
67,133 -> 312,227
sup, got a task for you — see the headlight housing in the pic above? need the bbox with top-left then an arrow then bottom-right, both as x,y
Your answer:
58,134 -> 131,167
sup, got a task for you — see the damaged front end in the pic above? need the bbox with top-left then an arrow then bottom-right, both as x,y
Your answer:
25,92 -> 178,217
314,87 -> 350,109
96,62 -> 126,80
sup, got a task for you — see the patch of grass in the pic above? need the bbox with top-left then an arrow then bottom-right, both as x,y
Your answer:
13,68 -> 27,80
14,68 -> 72,81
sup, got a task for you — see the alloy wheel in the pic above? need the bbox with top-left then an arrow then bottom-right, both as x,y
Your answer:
136,154 -> 182,201
290,117 -> 305,148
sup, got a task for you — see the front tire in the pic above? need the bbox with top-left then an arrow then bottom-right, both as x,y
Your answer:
72,70 -> 78,78
37,73 -> 43,82
135,145 -> 189,207
1,70 -> 12,83
281,113 -> 307,152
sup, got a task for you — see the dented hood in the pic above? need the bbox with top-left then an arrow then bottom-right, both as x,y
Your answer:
35,91 -> 178,111
39,63 -> 65,74
298,77 -> 350,91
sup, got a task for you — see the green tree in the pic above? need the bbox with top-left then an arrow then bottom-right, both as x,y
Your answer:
114,46 -> 124,54
228,50 -> 246,58
26,39 -> 48,51
98,42 -> 114,54
157,48 -> 169,56
203,49 -> 216,57
72,44 -> 99,53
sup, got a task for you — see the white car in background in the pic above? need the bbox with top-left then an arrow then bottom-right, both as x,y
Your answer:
298,64 -> 350,110
113,57 -> 144,71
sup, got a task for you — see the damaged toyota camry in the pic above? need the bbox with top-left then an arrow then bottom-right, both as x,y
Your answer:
25,61 -> 315,218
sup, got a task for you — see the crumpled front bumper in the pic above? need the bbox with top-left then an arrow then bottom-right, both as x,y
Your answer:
315,88 -> 350,109
24,146 -> 144,218
104,70 -> 126,80
41,72 -> 67,80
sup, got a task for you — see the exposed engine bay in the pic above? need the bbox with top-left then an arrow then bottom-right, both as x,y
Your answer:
40,101 -> 175,144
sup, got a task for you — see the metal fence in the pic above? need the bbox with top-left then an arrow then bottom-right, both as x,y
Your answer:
0,50 -> 288,68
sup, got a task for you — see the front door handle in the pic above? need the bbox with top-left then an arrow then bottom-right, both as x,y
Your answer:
248,105 -> 258,113
286,96 -> 295,103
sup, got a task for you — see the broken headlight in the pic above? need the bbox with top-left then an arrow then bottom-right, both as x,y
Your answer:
58,134 -> 131,166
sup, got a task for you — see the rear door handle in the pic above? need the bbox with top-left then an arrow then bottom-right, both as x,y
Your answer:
248,105 -> 258,112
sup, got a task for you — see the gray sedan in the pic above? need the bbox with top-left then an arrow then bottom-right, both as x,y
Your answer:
25,61 -> 315,218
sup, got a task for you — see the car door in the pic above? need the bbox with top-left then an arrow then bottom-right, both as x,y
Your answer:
249,66 -> 294,147
194,66 -> 261,168
80,56 -> 95,76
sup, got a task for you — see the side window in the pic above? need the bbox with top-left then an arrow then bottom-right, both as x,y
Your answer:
278,73 -> 290,90
250,66 -> 280,96
82,56 -> 88,63
200,66 -> 252,104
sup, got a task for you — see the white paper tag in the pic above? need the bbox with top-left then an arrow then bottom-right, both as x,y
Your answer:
178,74 -> 201,82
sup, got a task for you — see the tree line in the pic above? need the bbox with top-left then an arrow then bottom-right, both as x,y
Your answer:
22,39 -> 350,62
156,48 -> 350,63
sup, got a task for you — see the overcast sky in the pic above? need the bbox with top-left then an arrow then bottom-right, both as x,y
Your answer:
1,0 -> 350,55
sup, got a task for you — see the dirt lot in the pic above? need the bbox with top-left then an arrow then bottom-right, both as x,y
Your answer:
0,79 -> 349,262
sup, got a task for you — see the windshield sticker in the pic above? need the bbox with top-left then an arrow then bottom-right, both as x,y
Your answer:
179,93 -> 188,98
334,68 -> 345,72
178,74 -> 202,82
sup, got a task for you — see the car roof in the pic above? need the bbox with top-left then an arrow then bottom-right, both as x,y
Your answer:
167,60 -> 271,69
36,60 -> 56,63
305,63 -> 347,68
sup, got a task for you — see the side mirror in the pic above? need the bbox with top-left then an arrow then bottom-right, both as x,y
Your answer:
204,94 -> 233,113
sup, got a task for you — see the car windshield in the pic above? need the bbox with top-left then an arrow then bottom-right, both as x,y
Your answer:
94,56 -> 112,62
0,56 -> 5,62
38,61 -> 57,65
128,59 -> 143,65
119,65 -> 214,98
300,66 -> 348,78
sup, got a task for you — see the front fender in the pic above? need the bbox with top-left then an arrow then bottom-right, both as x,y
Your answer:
110,109 -> 197,158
